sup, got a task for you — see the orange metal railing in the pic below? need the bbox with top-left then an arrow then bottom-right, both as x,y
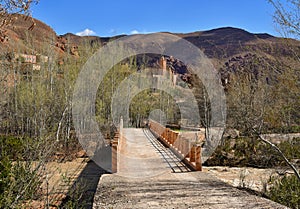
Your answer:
149,119 -> 202,171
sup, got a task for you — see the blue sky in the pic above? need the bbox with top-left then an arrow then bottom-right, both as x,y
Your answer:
31,0 -> 277,37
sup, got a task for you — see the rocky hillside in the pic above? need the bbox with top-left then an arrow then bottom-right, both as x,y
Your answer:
0,15 -> 299,81
0,14 -> 56,53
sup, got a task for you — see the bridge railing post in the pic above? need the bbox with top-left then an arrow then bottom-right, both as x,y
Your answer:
178,137 -> 183,154
186,139 -> 190,157
170,131 -> 174,145
190,144 -> 196,162
195,145 -> 202,171
182,138 -> 189,158
168,128 -> 172,144
111,117 -> 125,173
111,139 -> 118,173
162,128 -> 167,140
111,131 -> 119,173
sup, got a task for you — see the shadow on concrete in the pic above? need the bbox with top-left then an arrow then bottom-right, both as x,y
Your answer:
59,160 -> 109,209
143,128 -> 192,173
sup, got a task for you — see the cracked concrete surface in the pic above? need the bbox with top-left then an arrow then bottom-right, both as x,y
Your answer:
93,129 -> 287,209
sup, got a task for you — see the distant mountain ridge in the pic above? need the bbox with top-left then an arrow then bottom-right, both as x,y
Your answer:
0,14 -> 299,82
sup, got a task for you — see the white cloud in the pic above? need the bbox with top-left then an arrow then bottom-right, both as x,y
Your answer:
130,30 -> 139,35
76,29 -> 96,36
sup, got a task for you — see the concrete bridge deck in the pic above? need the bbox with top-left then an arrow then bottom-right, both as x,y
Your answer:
117,128 -> 191,178
93,128 -> 286,208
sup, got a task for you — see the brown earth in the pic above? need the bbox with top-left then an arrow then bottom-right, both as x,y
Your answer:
23,158 -> 88,209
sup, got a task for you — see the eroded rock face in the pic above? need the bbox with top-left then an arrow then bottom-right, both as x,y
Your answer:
56,36 -> 79,56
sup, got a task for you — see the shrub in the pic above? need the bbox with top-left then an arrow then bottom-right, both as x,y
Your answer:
205,137 -> 300,168
0,135 -> 36,160
0,158 -> 42,208
0,135 -> 43,208
268,175 -> 300,209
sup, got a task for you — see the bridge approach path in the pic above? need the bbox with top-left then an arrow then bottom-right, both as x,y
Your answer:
93,128 -> 286,209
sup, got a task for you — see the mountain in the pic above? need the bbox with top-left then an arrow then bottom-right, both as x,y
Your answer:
0,15 -> 299,82
0,14 -> 57,53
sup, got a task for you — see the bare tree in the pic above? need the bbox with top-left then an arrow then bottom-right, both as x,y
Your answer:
0,0 -> 38,21
268,0 -> 300,39
0,0 -> 39,39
